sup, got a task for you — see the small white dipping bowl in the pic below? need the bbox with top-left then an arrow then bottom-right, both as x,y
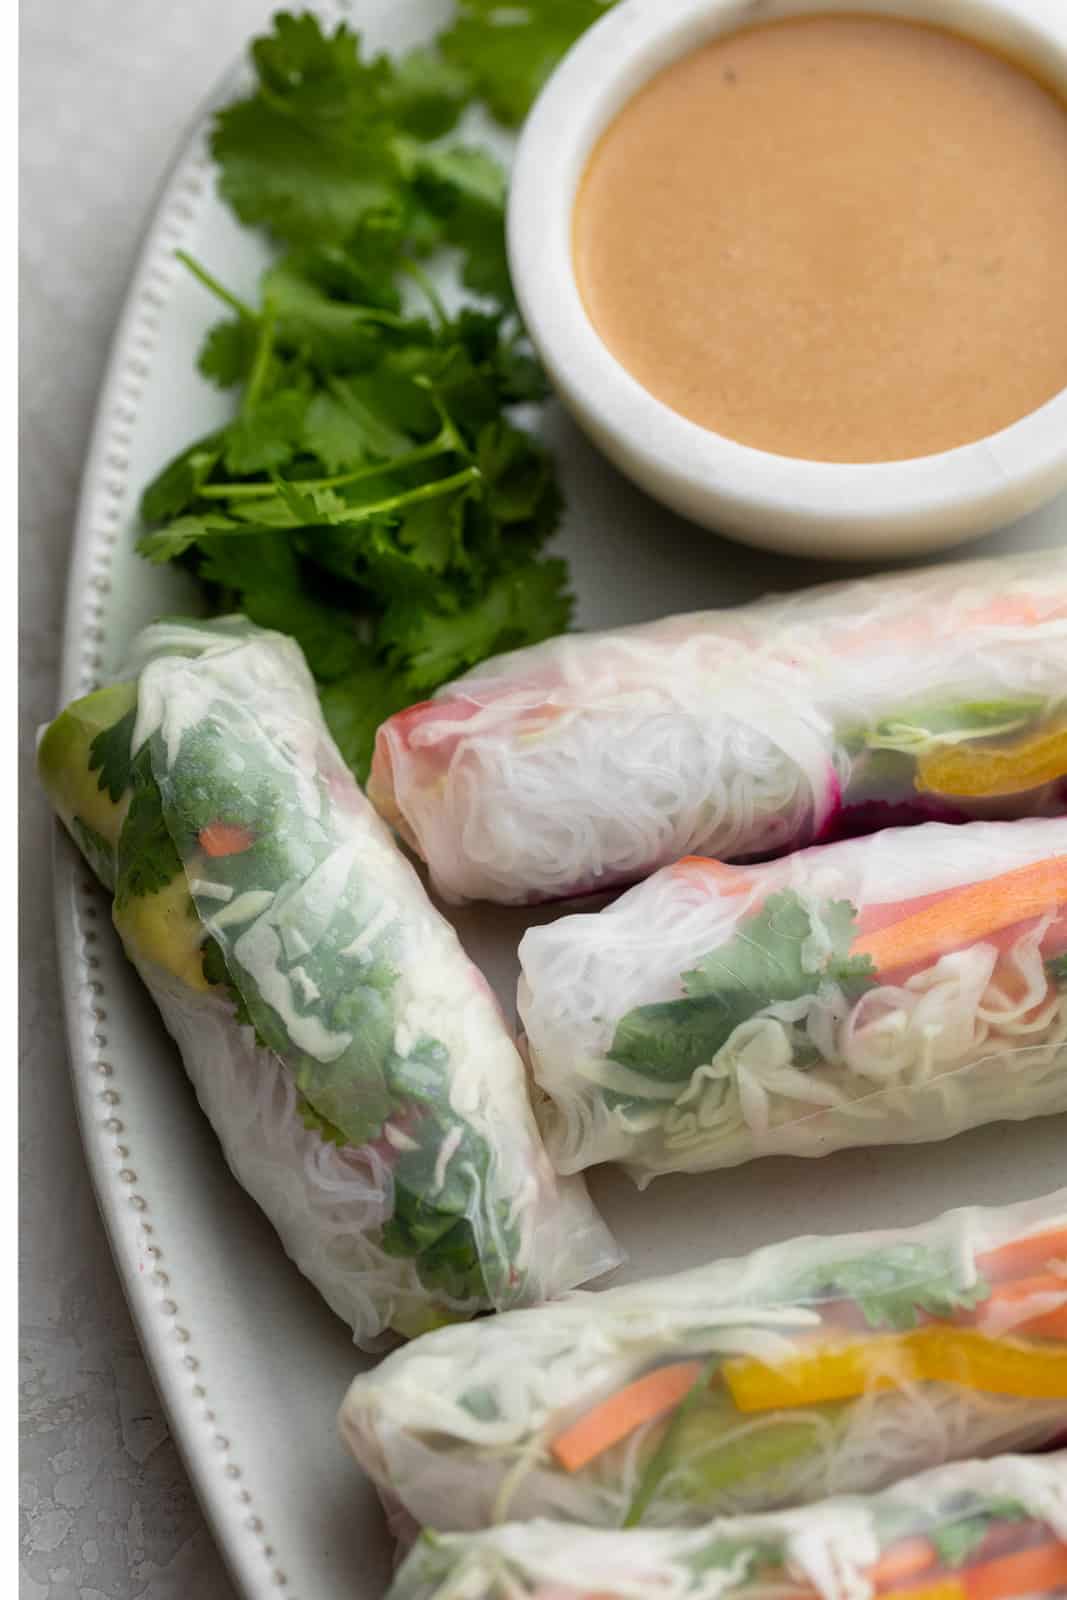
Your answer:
507,0 -> 1067,559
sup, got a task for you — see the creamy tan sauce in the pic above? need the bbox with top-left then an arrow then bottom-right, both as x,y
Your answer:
573,17 -> 1067,462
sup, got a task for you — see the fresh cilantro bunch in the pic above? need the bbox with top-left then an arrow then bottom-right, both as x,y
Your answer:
138,9 -> 584,779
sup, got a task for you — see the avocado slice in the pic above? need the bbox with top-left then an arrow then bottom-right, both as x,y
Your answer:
112,874 -> 210,994
659,1394 -> 833,1502
41,681 -> 209,993
37,682 -> 137,853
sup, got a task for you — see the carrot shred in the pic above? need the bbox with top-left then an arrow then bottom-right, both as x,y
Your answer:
550,1362 -> 703,1473
670,857 -> 752,894
973,1273 -> 1067,1340
198,822 -> 255,858
850,857 -> 1067,974
1009,1305 -> 1067,1341
962,1539 -> 1067,1600
977,1227 -> 1067,1284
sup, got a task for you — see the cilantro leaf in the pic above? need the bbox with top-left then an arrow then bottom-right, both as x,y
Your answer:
196,534 -> 364,682
415,144 -> 511,302
138,512 -> 242,564
88,706 -> 138,802
140,434 -> 224,523
297,1095 -> 350,1147
302,390 -> 378,472
319,659 -> 419,783
114,745 -> 184,909
263,257 -> 411,371
439,0 -> 617,126
223,389 -> 308,474
384,558 -> 572,691
380,47 -> 472,140
608,995 -> 746,1084
609,891 -> 876,1083
683,891 -> 876,1006
198,319 -> 259,389
212,17 -> 401,246
1047,953 -> 1067,984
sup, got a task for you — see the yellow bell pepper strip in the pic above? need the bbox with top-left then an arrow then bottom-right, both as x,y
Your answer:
850,857 -> 1067,973
722,1327 -> 1067,1413
915,716 -> 1067,798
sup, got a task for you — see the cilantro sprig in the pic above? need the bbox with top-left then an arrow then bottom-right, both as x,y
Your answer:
786,1243 -> 990,1331
138,9 -> 587,779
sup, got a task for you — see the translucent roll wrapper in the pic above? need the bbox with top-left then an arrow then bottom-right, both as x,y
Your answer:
38,618 -> 618,1346
340,1191 -> 1067,1533
518,819 -> 1067,1182
369,551 -> 1067,905
386,1452 -> 1067,1600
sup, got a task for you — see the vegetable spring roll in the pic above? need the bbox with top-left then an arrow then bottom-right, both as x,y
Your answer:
340,1191 -> 1067,1532
39,618 -> 618,1346
369,551 -> 1067,904
517,819 -> 1067,1181
385,1453 -> 1067,1600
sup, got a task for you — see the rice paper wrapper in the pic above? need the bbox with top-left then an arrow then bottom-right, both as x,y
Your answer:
341,1190 -> 1067,1529
384,1452 -> 1067,1600
370,549 -> 1067,904
41,617 -> 619,1347
517,818 -> 1067,1182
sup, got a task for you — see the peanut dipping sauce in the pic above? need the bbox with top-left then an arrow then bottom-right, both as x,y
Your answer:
572,17 -> 1067,464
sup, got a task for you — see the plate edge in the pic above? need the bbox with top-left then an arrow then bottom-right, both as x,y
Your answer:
51,70 -> 313,1600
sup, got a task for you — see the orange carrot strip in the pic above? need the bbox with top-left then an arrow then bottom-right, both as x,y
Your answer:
977,1228 -> 1067,1284
550,1363 -> 703,1474
963,1540 -> 1067,1600
857,887 -> 963,939
868,1538 -> 939,1591
199,822 -> 255,858
850,858 -> 1067,973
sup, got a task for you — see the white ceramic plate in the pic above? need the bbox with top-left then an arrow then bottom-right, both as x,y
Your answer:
53,5 -> 1067,1598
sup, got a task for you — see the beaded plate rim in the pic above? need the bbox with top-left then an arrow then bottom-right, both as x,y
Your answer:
52,45 -> 322,1600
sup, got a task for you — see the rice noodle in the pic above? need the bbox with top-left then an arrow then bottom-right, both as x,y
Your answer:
370,551 -> 1067,904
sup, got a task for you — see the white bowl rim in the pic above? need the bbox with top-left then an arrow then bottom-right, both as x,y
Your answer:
507,0 -> 1067,540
